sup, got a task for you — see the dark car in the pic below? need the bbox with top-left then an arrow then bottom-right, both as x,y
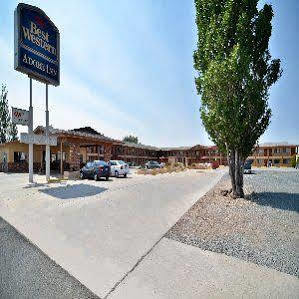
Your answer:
243,160 -> 252,174
80,160 -> 110,181
145,160 -> 161,169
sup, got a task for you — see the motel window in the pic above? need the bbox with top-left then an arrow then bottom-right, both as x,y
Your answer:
257,159 -> 263,164
274,159 -> 280,164
14,152 -> 27,162
98,145 -> 104,155
283,159 -> 290,164
51,154 -> 57,162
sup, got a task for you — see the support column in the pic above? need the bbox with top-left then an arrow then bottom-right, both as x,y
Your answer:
60,138 -> 64,178
28,78 -> 34,183
45,84 -> 50,181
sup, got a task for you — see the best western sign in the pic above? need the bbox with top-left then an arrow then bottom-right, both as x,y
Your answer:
14,3 -> 60,86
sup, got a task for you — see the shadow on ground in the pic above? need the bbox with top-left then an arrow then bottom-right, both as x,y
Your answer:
248,192 -> 299,212
39,184 -> 107,199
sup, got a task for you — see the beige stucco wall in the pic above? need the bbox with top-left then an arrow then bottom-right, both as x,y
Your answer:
0,142 -> 69,163
5,143 -> 43,163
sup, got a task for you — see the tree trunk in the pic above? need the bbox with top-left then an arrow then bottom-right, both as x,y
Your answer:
228,149 -> 244,198
227,149 -> 236,195
234,150 -> 244,198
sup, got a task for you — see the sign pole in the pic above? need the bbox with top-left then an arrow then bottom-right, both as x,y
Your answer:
14,3 -> 60,184
28,77 -> 33,183
45,83 -> 50,181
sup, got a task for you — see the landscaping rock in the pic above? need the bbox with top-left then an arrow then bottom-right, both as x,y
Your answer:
166,169 -> 299,277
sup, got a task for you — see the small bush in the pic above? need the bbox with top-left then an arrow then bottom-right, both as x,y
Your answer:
151,169 -> 158,175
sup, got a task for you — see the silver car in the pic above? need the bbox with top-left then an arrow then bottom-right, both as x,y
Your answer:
108,160 -> 129,177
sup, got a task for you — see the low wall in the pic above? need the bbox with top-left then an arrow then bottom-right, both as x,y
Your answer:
0,162 -> 41,173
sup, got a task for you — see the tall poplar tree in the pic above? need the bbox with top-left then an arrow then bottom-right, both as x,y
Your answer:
193,0 -> 282,197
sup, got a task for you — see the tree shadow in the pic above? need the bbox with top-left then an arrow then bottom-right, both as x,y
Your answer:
247,192 -> 299,212
39,184 -> 107,199
244,171 -> 256,175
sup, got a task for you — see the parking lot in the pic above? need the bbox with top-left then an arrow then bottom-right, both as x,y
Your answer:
0,169 -> 224,298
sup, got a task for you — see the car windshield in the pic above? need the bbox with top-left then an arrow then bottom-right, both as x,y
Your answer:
118,160 -> 125,164
94,161 -> 107,166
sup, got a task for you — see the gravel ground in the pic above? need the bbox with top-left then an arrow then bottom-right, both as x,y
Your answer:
0,217 -> 99,299
166,169 -> 299,277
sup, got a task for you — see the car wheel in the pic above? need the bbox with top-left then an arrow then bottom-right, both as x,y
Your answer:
106,176 -> 109,181
124,173 -> 127,178
94,173 -> 99,181
115,170 -> 119,178
80,172 -> 84,179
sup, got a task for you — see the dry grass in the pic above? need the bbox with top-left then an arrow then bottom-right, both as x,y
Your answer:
189,163 -> 211,170
47,178 -> 68,184
137,163 -> 187,175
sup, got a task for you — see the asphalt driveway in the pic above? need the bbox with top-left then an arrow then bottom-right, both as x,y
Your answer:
0,216 -> 98,299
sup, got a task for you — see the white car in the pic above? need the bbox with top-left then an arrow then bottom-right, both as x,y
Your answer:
109,160 -> 129,177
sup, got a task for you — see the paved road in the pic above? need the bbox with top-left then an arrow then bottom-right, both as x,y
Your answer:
0,216 -> 98,299
0,170 -> 224,298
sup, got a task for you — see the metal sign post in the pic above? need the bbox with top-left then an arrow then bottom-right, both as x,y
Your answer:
28,78 -> 34,183
14,3 -> 60,184
45,84 -> 50,181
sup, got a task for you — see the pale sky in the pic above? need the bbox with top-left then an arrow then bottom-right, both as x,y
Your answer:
0,0 -> 298,146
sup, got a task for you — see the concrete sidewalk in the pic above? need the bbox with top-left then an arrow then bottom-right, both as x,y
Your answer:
0,169 -> 224,298
110,238 -> 299,299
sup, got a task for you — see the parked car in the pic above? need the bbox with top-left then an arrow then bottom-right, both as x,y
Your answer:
108,160 -> 129,177
145,160 -> 161,169
243,160 -> 252,174
80,160 -> 110,181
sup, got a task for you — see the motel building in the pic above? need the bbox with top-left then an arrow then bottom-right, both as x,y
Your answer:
0,126 -> 120,174
0,126 -> 298,174
248,143 -> 299,167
